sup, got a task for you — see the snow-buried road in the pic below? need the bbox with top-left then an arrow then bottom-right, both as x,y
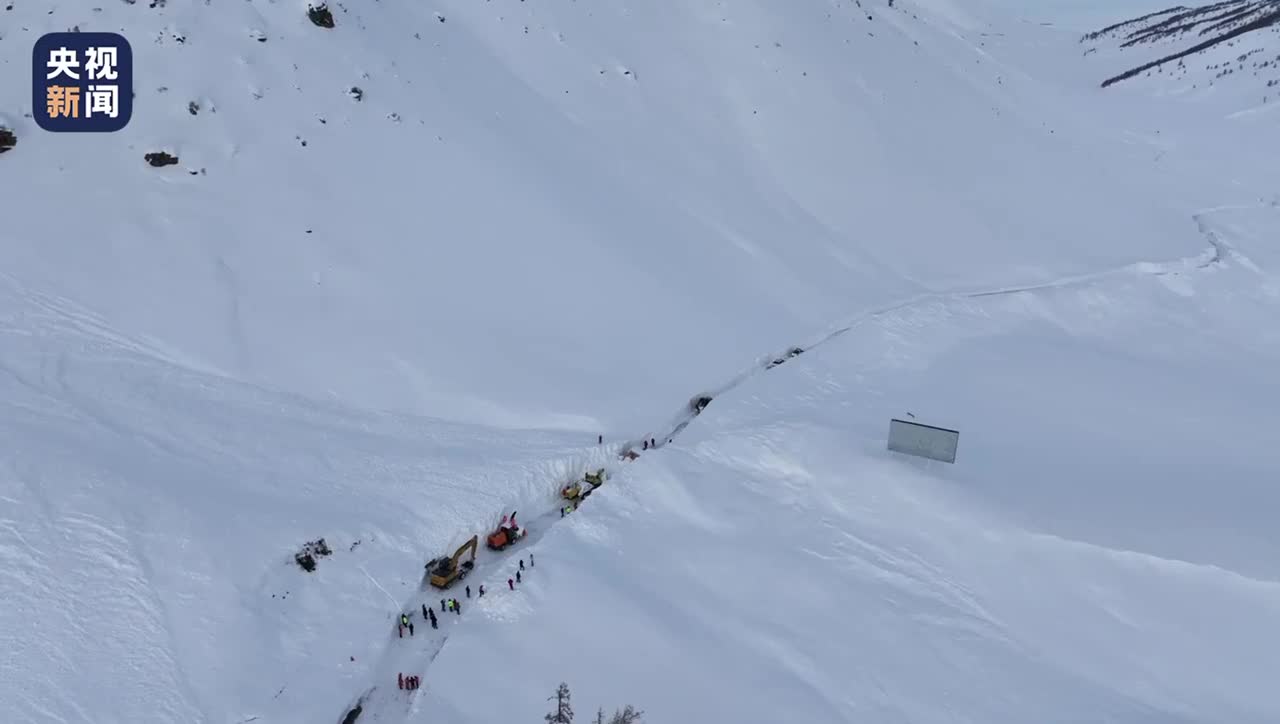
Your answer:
336,210 -> 1255,723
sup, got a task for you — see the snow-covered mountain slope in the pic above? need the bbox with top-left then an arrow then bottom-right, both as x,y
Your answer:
0,0 -> 1248,428
2,0 -> 1279,722
1083,1 -> 1280,110
0,278 -> 608,723
433,218 -> 1280,724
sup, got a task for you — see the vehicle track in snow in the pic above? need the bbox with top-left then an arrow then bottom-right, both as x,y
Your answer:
333,208 -> 1259,723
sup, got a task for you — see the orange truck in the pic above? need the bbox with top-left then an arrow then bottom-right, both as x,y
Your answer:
486,512 -> 526,550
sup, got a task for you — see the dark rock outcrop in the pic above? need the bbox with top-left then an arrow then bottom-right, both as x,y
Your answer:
294,538 -> 333,572
308,3 -> 335,29
144,151 -> 179,167
1086,1 -> 1280,88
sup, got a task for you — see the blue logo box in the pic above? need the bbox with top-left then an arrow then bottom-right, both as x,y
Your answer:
33,32 -> 134,132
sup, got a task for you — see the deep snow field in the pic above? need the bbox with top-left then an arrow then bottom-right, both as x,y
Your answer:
1,0 -> 1279,722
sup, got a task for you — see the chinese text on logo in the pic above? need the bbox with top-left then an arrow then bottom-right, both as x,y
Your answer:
33,32 -> 133,132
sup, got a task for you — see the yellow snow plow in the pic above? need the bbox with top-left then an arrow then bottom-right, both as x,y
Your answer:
562,468 -> 607,501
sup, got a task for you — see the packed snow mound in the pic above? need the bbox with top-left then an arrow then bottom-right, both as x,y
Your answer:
0,0 -> 1212,428
1084,1 -> 1280,105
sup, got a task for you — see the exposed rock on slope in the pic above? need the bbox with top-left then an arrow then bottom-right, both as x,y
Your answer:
1085,1 -> 1280,90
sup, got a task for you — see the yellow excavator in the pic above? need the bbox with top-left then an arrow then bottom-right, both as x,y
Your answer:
562,468 -> 607,501
426,535 -> 478,590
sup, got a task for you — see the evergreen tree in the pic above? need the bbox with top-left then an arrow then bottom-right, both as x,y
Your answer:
545,682 -> 573,724
607,705 -> 643,724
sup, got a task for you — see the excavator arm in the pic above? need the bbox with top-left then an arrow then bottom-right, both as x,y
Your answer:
453,535 -> 478,566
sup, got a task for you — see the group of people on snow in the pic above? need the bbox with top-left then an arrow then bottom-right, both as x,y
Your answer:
394,552 -> 535,695
507,553 -> 532,589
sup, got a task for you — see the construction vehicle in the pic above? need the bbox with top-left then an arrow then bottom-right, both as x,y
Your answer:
486,511 -> 526,551
561,468 -> 607,501
425,535 -> 478,589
